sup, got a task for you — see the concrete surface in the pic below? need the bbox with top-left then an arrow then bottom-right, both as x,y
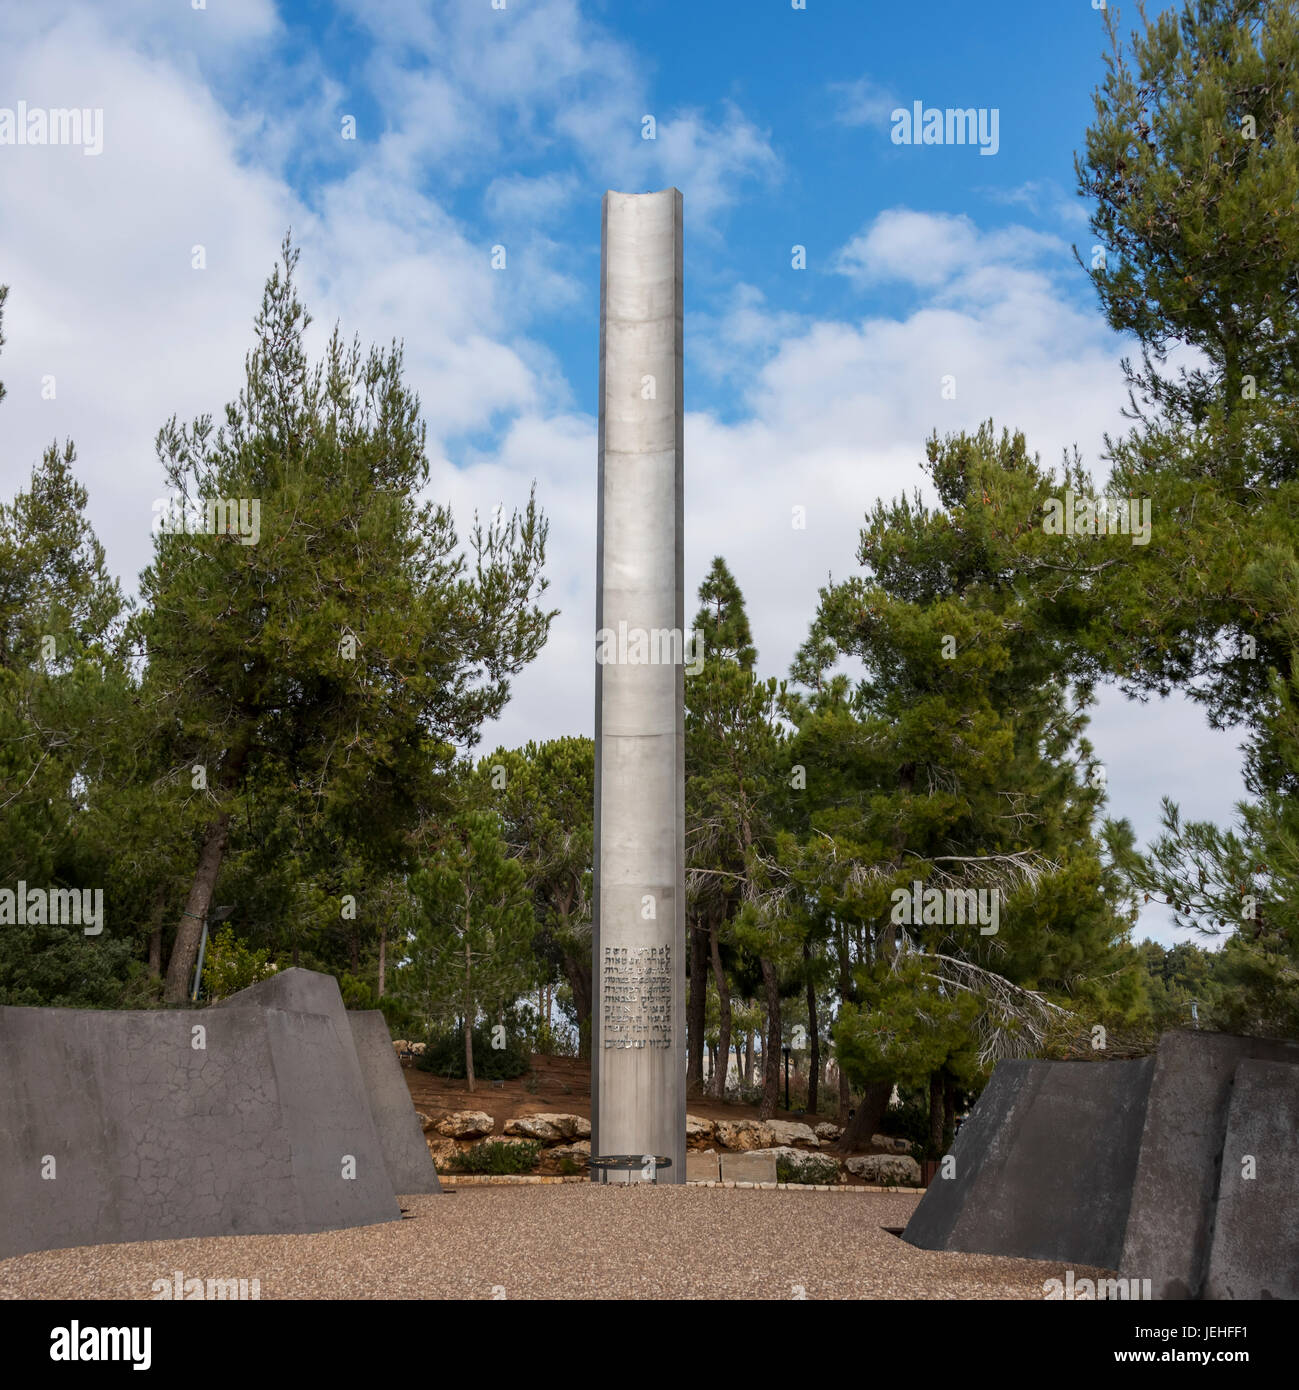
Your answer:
1119,1031 -> 1299,1298
686,1153 -> 720,1183
905,1031 -> 1299,1300
720,1152 -> 779,1184
903,1056 -> 1153,1269
592,188 -> 687,1183
1203,1059 -> 1299,1300
347,1011 -> 442,1195
0,969 -> 403,1258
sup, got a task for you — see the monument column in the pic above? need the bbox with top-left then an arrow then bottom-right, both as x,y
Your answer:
591,188 -> 686,1183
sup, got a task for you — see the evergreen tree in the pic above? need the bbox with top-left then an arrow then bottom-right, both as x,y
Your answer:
1076,0 -> 1299,1033
401,797 -> 536,1090
134,238 -> 555,1002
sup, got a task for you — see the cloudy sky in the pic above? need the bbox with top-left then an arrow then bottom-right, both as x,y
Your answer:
0,0 -> 1243,948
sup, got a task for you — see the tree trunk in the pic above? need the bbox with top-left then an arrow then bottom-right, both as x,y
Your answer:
162,735 -> 249,1004
686,912 -> 708,1094
838,1047 -> 850,1121
562,950 -> 592,1061
377,923 -> 387,998
943,1075 -> 957,1153
162,811 -> 232,1003
146,883 -> 166,979
805,942 -> 820,1116
836,1079 -> 892,1154
464,919 -> 475,1093
759,956 -> 781,1120
928,1071 -> 944,1159
744,1029 -> 754,1085
707,917 -> 732,1099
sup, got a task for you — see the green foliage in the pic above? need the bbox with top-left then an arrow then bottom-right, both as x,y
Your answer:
415,1023 -> 530,1080
776,1153 -> 840,1185
199,927 -> 277,1001
877,1091 -> 933,1153
447,1140 -> 541,1175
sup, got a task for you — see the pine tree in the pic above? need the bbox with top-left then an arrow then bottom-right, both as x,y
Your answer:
135,238 -> 555,1002
402,797 -> 536,1090
1076,0 -> 1299,1033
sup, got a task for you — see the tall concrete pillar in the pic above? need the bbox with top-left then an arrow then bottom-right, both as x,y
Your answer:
591,188 -> 686,1183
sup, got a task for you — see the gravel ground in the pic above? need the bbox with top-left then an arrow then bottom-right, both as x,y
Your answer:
0,1186 -> 1108,1300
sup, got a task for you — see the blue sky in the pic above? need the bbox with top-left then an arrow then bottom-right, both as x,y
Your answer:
0,0 -> 1236,957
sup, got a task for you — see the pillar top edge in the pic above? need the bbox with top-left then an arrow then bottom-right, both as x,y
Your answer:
603,188 -> 682,202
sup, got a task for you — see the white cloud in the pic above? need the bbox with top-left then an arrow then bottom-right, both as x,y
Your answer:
828,75 -> 900,128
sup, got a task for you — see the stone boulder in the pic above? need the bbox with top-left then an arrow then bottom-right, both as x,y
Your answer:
504,1113 -> 589,1143
814,1122 -> 843,1142
750,1147 -> 843,1182
871,1134 -> 915,1155
715,1119 -> 776,1151
414,1110 -> 434,1132
541,1141 -> 591,1171
686,1114 -> 716,1144
767,1119 -> 820,1148
845,1154 -> 922,1185
426,1137 -> 459,1169
435,1110 -> 494,1139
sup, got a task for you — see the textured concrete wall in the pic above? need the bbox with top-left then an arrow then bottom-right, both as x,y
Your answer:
904,1031 -> 1299,1300
347,1010 -> 441,1195
1121,1031 -> 1299,1298
592,187 -> 686,1183
0,969 -> 403,1258
1204,1059 -> 1299,1300
903,1057 -> 1153,1269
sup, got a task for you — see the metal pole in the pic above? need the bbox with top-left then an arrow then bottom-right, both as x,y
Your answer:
591,188 -> 686,1183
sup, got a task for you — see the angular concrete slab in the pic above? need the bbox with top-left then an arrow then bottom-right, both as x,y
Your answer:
1119,1031 -> 1299,1299
903,1056 -> 1153,1269
685,1152 -> 720,1183
348,1010 -> 441,1195
720,1152 -> 777,1184
0,968 -> 403,1258
1203,1059 -> 1299,1301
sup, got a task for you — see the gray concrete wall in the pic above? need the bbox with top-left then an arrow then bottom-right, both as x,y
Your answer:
1204,1059 -> 1299,1300
592,187 -> 686,1183
903,1056 -> 1153,1269
1119,1031 -> 1299,1299
347,1010 -> 441,1195
0,968 -> 402,1259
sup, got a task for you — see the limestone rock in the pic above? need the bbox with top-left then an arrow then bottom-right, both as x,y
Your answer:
434,1110 -> 494,1139
814,1122 -> 843,1142
686,1114 -> 716,1143
715,1119 -> 776,1151
845,1154 -> 922,1185
767,1119 -> 820,1147
425,1137 -> 459,1169
505,1113 -> 589,1142
871,1134 -> 915,1155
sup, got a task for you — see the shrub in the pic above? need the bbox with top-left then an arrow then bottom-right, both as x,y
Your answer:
200,927 -> 277,1001
776,1153 -> 840,1186
415,1023 -> 531,1080
447,1140 -> 541,1175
